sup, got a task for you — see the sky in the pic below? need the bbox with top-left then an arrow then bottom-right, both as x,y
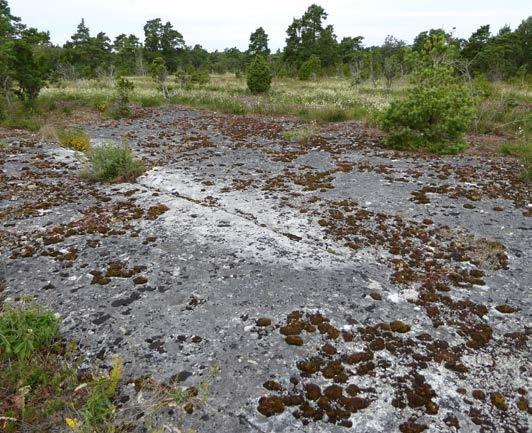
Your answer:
9,0 -> 531,51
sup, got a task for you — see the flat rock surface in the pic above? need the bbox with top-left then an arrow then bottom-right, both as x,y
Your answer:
1,106 -> 531,432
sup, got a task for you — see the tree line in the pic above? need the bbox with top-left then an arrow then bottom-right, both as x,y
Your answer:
0,1 -> 530,104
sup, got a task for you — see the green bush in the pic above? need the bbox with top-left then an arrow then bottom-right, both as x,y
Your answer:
381,67 -> 474,154
298,55 -> 321,81
247,55 -> 272,94
108,77 -> 134,119
0,305 -> 59,360
83,142 -> 145,182
176,66 -> 210,88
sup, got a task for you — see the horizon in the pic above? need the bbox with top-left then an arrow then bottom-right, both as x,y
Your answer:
10,0 -> 531,51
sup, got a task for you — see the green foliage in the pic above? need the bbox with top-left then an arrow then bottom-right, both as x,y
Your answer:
411,29 -> 459,69
0,105 -> 42,130
58,127 -> 90,152
0,301 -> 124,433
63,19 -> 112,79
150,56 -> 169,97
108,76 -> 134,118
0,305 -> 59,360
470,74 -> 496,98
79,357 -> 122,433
112,33 -> 140,75
83,141 -> 145,182
11,40 -> 47,103
284,4 -> 339,68
246,55 -> 272,93
248,27 -> 270,57
381,67 -> 474,154
298,54 -> 321,81
175,65 -> 210,87
143,18 -> 185,72
499,141 -> 531,180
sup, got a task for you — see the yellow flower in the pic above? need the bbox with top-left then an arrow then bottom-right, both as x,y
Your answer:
65,418 -> 79,430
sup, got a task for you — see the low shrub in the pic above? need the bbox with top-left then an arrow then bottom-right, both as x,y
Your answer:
94,101 -> 110,113
298,55 -> 321,81
0,305 -> 59,360
381,67 -> 474,154
83,142 -> 145,182
247,55 -> 272,94
107,77 -> 134,119
176,66 -> 210,87
58,127 -> 91,152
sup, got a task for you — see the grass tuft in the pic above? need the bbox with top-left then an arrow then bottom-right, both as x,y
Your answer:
499,141 -> 532,180
82,142 -> 145,183
283,126 -> 320,142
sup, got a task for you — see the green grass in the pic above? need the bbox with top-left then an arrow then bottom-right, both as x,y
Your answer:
0,304 -> 125,433
76,357 -> 123,433
0,305 -> 75,432
82,142 -> 145,183
0,106 -> 42,131
283,125 -> 320,141
41,74 -> 387,123
0,305 -> 59,360
0,73 -> 528,160
471,90 -> 532,138
499,141 -> 532,180
0,303 -> 211,433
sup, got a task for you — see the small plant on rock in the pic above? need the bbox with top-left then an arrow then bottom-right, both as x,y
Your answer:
58,127 -> 91,152
247,55 -> 272,94
82,141 -> 145,183
0,305 -> 59,360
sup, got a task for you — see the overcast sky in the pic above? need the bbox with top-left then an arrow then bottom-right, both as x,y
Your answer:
10,0 -> 531,51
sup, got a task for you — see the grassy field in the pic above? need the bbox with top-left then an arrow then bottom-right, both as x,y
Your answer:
41,74 -> 395,122
36,74 -> 531,136
1,73 -> 530,176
